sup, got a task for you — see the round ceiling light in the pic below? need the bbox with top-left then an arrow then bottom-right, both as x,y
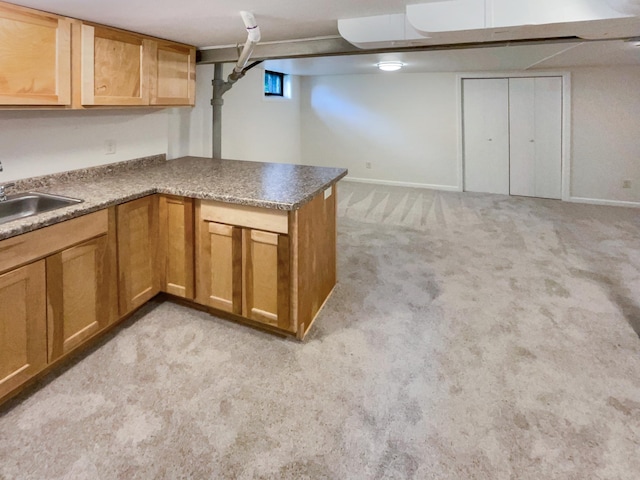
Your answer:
377,61 -> 404,72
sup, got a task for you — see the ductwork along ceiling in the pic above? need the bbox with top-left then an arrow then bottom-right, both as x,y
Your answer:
196,0 -> 640,66
338,0 -> 640,49
14,0 -> 640,63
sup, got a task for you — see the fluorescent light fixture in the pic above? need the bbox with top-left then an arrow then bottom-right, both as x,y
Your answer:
377,61 -> 404,72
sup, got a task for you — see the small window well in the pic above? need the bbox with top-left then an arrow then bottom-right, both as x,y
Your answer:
264,70 -> 284,97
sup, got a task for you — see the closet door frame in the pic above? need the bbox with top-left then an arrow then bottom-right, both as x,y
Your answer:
456,71 -> 571,201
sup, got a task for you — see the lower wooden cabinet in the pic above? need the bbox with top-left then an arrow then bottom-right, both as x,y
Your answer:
197,221 -> 243,314
0,186 -> 338,405
46,233 -> 117,362
117,195 -> 161,316
159,195 -> 195,299
0,261 -> 47,399
195,198 -> 297,333
243,229 -> 290,329
0,208 -> 116,400
197,222 -> 291,329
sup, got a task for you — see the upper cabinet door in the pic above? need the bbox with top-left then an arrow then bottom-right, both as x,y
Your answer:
147,40 -> 196,106
81,25 -> 148,106
0,4 -> 71,106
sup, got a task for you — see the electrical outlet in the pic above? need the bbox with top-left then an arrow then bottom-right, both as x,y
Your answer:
365,162 -> 372,169
623,180 -> 632,189
104,139 -> 116,155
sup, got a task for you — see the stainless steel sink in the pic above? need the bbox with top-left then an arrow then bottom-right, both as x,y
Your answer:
0,192 -> 83,225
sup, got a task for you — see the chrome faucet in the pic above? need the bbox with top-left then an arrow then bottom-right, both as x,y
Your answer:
0,161 -> 15,202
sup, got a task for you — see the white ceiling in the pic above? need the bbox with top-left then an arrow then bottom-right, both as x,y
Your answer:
12,0 -> 640,49
263,39 -> 640,75
11,0 -> 640,75
12,0 -> 427,47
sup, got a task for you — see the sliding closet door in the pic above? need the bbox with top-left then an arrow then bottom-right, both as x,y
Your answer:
462,78 -> 510,195
509,77 -> 562,199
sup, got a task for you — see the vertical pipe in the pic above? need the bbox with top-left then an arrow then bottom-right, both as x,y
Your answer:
211,63 -> 225,159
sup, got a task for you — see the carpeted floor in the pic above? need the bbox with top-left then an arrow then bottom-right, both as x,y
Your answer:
1,182 -> 639,479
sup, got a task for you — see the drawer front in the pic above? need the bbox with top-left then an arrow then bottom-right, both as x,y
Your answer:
199,200 -> 288,235
0,209 -> 108,274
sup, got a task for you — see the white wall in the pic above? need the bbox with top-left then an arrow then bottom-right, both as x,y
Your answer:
300,72 -> 460,189
2,63 -> 637,206
188,64 -> 302,163
299,66 -> 640,204
0,108 -> 188,182
570,66 -> 640,203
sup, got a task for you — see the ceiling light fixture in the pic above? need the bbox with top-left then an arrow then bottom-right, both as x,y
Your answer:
377,61 -> 404,72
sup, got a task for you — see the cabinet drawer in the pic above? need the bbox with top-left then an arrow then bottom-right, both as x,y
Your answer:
199,200 -> 288,234
0,210 -> 108,274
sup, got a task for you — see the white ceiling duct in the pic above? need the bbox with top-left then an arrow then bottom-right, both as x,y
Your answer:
339,0 -> 640,49
337,13 -> 425,49
407,0 -> 631,33
603,0 -> 640,14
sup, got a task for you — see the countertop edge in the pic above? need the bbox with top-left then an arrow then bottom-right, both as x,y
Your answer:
0,163 -> 348,241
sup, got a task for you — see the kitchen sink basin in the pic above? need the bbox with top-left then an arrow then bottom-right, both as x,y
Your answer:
0,192 -> 83,225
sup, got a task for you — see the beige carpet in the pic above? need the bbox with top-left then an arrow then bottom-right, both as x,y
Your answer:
1,181 -> 639,479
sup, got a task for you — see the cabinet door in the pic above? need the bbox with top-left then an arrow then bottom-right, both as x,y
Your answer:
0,261 -> 46,399
0,4 -> 71,106
462,78 -> 510,195
46,234 -> 116,361
243,229 -> 291,331
159,195 -> 195,299
117,196 -> 160,316
147,40 -> 196,106
196,221 -> 242,314
81,24 -> 148,106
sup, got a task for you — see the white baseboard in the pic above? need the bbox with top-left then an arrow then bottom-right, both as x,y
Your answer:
344,177 -> 461,192
568,196 -> 640,208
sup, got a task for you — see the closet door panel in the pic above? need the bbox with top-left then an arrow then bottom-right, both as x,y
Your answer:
509,78 -> 536,197
462,78 -> 510,195
533,77 -> 562,199
509,77 -> 562,199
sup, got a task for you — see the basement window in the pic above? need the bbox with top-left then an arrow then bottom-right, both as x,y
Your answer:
264,70 -> 285,97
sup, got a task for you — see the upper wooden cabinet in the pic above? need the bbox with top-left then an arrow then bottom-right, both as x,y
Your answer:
0,1 -> 195,108
80,25 -> 196,107
80,25 -> 148,106
147,40 -> 196,106
0,3 -> 71,106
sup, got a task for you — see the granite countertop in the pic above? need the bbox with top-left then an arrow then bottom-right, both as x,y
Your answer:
0,156 -> 348,241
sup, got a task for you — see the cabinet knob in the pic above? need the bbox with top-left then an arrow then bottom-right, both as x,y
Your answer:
488,138 -> 493,142
530,139 -> 535,143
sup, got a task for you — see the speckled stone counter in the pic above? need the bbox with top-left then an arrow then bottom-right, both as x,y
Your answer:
0,156 -> 347,241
